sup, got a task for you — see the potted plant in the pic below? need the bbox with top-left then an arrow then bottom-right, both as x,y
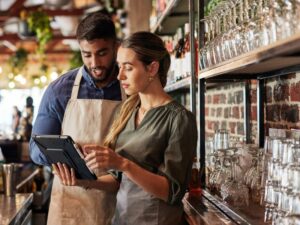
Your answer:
9,48 -> 28,74
27,10 -> 53,54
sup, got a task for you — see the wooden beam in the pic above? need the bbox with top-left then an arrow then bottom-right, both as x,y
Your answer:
0,34 -> 76,41
0,49 -> 73,55
9,0 -> 27,15
0,7 -> 84,21
45,39 -> 60,50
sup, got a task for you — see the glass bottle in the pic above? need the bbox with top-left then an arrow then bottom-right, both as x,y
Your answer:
189,157 -> 202,196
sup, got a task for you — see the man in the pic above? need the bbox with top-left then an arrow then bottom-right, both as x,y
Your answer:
29,12 -> 125,225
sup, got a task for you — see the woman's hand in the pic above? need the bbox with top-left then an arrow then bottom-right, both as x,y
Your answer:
83,145 -> 127,171
52,163 -> 77,186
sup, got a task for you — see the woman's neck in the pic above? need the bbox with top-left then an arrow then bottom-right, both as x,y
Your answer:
139,88 -> 172,111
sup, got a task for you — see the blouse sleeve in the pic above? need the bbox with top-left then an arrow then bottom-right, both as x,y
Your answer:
158,109 -> 197,205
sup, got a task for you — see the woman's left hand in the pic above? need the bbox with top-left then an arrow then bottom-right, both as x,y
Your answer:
52,163 -> 77,186
83,145 -> 127,171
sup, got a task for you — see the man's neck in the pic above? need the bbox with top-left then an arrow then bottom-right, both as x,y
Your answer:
95,74 -> 116,88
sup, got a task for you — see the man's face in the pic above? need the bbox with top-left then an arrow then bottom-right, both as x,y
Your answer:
79,39 -> 117,82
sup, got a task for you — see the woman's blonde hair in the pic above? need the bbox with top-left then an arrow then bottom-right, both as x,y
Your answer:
103,32 -> 170,147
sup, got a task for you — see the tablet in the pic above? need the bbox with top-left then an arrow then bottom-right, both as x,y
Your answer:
32,134 -> 97,180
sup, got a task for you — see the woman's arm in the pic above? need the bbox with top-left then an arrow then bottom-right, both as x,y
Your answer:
52,163 -> 119,192
122,158 -> 169,202
84,146 -> 169,202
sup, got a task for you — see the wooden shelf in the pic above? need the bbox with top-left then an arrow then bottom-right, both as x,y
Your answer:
164,76 -> 191,92
151,0 -> 189,35
199,32 -> 300,80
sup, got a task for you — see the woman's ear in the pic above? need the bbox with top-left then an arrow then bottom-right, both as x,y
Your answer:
147,61 -> 159,76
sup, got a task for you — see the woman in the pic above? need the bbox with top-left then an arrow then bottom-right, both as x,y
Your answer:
54,31 -> 197,225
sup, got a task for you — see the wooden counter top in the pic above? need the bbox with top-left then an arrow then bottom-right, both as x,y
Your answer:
0,193 -> 33,225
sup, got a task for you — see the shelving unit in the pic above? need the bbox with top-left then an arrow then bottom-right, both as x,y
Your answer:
151,0 -> 189,36
164,77 -> 191,92
199,33 -> 300,152
152,0 -> 197,115
151,0 -> 298,224
197,1 -> 300,223
199,33 -> 300,79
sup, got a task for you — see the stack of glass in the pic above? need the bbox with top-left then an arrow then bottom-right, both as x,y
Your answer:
263,136 -> 300,224
206,130 -> 264,207
199,0 -> 300,70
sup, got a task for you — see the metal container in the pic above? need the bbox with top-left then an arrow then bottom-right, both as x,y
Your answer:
2,163 -> 18,196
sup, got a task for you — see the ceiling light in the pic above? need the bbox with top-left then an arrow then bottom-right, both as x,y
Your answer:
50,71 -> 58,81
41,75 -> 48,83
34,78 -> 40,85
8,81 -> 15,89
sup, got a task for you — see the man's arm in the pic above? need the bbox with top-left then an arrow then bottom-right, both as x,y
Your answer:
29,85 -> 63,166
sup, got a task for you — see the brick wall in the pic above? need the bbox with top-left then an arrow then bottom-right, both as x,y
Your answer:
205,73 -> 300,143
265,73 -> 300,133
205,82 -> 253,140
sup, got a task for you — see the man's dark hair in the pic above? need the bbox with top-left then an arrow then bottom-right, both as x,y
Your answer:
76,12 -> 116,41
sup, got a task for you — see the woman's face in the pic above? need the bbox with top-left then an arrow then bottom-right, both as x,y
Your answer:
117,47 -> 151,95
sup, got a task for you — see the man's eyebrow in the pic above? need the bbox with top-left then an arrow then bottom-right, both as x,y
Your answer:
96,48 -> 109,52
81,48 -> 109,54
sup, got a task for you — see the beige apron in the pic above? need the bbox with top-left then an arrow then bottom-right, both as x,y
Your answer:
47,67 -> 125,225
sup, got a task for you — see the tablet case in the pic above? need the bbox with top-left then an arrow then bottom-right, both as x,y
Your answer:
32,135 -> 97,180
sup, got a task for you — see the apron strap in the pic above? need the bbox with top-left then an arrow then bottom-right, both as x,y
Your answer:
70,67 -> 83,100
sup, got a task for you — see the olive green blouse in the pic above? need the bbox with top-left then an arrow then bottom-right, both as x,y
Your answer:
114,100 -> 198,205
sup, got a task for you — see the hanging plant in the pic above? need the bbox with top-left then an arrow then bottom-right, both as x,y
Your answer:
27,10 -> 53,54
9,48 -> 28,73
69,51 -> 83,69
205,0 -> 222,16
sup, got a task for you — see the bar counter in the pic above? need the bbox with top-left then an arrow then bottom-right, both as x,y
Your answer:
0,193 -> 33,225
184,190 -> 270,225
0,163 -> 52,225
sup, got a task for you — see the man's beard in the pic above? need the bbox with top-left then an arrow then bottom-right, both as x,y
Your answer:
89,61 -> 116,83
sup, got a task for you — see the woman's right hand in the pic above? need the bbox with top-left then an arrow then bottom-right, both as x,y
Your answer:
83,145 -> 128,171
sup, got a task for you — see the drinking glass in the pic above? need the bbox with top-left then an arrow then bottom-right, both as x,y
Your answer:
214,129 -> 229,150
220,150 -> 249,207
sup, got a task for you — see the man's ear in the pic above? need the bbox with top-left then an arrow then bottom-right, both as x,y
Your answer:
147,61 -> 159,76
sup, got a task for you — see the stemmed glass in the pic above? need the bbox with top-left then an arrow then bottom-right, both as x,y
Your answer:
281,0 -> 295,38
220,149 -> 249,207
199,17 -> 211,69
294,0 -> 300,33
208,152 -> 231,193
210,6 -> 224,65
244,147 -> 263,204
219,2 -> 234,61
227,0 -> 242,58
